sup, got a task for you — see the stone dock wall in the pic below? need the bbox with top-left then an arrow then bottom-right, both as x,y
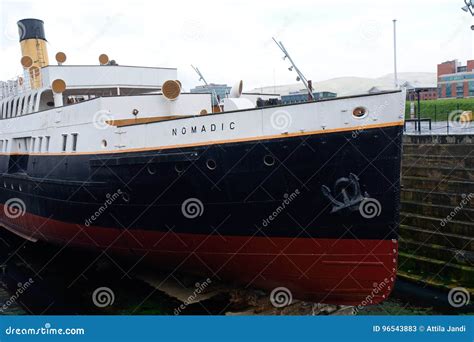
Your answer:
399,134 -> 474,292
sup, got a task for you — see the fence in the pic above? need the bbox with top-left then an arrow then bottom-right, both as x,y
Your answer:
404,101 -> 474,135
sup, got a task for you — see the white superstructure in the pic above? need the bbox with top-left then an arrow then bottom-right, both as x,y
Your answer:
0,18 -> 405,158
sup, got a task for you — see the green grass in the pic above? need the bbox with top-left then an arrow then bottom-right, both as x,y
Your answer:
405,98 -> 474,121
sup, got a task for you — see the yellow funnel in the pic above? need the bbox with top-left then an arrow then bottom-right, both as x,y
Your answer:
18,19 -> 49,89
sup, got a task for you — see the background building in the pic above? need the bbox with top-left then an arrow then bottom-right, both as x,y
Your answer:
437,59 -> 474,98
403,82 -> 438,101
191,83 -> 231,105
281,90 -> 337,104
191,83 -> 280,106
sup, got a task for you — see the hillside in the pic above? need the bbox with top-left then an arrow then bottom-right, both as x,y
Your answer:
250,72 -> 437,96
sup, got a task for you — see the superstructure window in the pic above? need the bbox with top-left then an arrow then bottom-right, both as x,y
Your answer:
16,97 -> 22,115
62,134 -> 68,152
8,100 -> 13,117
22,97 -> 26,114
25,94 -> 32,113
38,137 -> 43,152
32,93 -> 38,112
31,137 -> 36,152
45,136 -> 50,152
14,98 -> 19,117
71,133 -> 78,152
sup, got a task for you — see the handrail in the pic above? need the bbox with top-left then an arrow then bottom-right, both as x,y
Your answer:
0,74 -> 34,100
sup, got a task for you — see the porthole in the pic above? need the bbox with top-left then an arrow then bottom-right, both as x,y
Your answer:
264,155 -> 275,167
147,164 -> 157,175
10,184 -> 14,190
101,139 -> 108,148
19,185 -> 22,192
3,182 -> 6,188
353,106 -> 368,118
206,159 -> 217,170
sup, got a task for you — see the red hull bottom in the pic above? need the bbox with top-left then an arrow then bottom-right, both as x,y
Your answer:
0,207 -> 398,305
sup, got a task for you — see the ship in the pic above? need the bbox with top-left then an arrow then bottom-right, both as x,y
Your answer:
0,19 -> 406,305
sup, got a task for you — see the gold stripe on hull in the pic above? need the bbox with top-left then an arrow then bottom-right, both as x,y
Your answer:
1,121 -> 404,157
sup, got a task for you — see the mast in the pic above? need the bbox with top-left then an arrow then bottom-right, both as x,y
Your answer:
392,19 -> 398,89
272,37 -> 314,101
191,65 -> 208,86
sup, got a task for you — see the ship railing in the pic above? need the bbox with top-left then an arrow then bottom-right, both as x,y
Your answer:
0,74 -> 34,100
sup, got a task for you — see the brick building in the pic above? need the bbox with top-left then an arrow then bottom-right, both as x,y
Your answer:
403,82 -> 438,101
437,59 -> 474,98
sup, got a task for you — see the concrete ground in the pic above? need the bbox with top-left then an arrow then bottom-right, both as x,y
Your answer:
404,121 -> 474,135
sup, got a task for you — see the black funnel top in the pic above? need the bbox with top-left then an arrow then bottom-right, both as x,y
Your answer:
17,18 -> 46,42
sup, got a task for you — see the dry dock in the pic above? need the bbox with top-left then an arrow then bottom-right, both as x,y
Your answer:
400,134 -> 474,293
0,134 -> 472,315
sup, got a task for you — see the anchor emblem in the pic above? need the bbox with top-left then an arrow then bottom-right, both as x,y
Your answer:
321,173 -> 369,213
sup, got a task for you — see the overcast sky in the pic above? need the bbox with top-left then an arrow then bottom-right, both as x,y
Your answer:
0,0 -> 473,90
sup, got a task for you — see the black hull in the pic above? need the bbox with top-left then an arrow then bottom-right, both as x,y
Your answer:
0,125 -> 403,240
